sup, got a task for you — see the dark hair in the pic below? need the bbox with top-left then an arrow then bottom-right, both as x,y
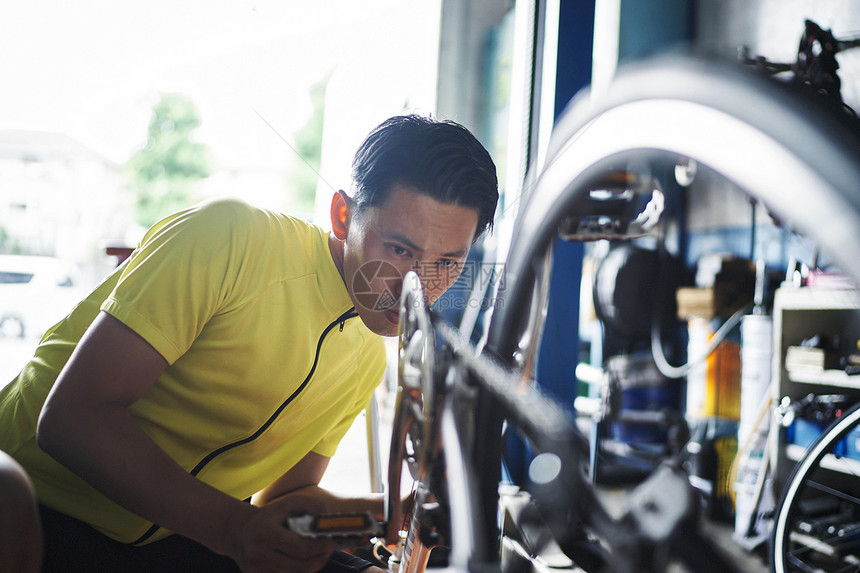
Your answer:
350,114 -> 499,239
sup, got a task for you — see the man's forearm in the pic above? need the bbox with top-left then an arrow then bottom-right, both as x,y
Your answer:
37,400 -> 253,555
257,484 -> 385,521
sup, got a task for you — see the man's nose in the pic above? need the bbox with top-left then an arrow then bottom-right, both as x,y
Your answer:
417,269 -> 450,305
391,276 -> 403,301
402,261 -> 434,302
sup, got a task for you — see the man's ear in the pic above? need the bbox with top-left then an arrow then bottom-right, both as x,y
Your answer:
330,190 -> 351,240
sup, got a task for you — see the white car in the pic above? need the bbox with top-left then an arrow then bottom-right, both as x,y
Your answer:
0,255 -> 83,339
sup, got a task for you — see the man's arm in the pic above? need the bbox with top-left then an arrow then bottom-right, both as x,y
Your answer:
37,311 -> 333,573
253,452 -> 385,519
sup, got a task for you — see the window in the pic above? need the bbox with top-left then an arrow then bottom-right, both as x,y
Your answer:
0,271 -> 33,284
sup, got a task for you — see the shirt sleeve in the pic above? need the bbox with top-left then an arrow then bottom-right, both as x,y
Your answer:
100,198 -> 255,364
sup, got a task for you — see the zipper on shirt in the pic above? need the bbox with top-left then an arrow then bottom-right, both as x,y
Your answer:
130,306 -> 359,546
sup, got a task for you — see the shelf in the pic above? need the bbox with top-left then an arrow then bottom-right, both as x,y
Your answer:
787,369 -> 860,389
772,286 -> 860,498
774,287 -> 860,311
785,443 -> 860,475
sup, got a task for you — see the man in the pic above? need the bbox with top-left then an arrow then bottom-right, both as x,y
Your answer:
0,114 -> 498,572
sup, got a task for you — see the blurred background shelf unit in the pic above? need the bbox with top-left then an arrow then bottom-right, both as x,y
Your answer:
770,286 -> 860,497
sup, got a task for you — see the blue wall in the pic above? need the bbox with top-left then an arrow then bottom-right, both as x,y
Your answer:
535,0 -> 595,411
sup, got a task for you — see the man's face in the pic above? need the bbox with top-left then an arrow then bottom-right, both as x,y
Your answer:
341,184 -> 479,336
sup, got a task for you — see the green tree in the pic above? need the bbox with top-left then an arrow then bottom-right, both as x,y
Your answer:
0,225 -> 20,254
289,77 -> 328,215
126,94 -> 211,227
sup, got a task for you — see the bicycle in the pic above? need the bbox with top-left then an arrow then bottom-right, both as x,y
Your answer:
772,398 -> 860,572
380,29 -> 860,573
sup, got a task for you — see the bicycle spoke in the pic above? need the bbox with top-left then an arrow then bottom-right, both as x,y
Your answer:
787,548 -> 826,573
806,479 -> 860,507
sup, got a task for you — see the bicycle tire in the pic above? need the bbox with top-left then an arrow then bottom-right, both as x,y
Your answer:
488,53 -> 860,359
772,401 -> 860,573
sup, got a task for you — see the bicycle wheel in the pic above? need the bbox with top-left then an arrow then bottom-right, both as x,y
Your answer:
772,402 -> 860,572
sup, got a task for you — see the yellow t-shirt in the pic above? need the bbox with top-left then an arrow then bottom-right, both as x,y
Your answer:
0,197 -> 386,544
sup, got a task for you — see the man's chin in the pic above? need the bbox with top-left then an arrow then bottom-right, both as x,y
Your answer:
370,321 -> 399,337
356,308 -> 400,336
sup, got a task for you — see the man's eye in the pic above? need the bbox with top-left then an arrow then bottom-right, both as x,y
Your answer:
391,245 -> 410,257
438,259 -> 458,268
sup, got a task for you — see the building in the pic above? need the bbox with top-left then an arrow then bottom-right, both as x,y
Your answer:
0,130 -> 132,283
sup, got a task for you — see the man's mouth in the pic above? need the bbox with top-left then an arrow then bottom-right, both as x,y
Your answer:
383,308 -> 400,326
367,290 -> 401,327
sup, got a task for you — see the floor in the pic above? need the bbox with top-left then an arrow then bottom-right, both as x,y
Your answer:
699,516 -> 769,572
597,484 -> 769,572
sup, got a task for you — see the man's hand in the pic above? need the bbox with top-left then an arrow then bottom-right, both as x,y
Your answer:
228,495 -> 334,573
